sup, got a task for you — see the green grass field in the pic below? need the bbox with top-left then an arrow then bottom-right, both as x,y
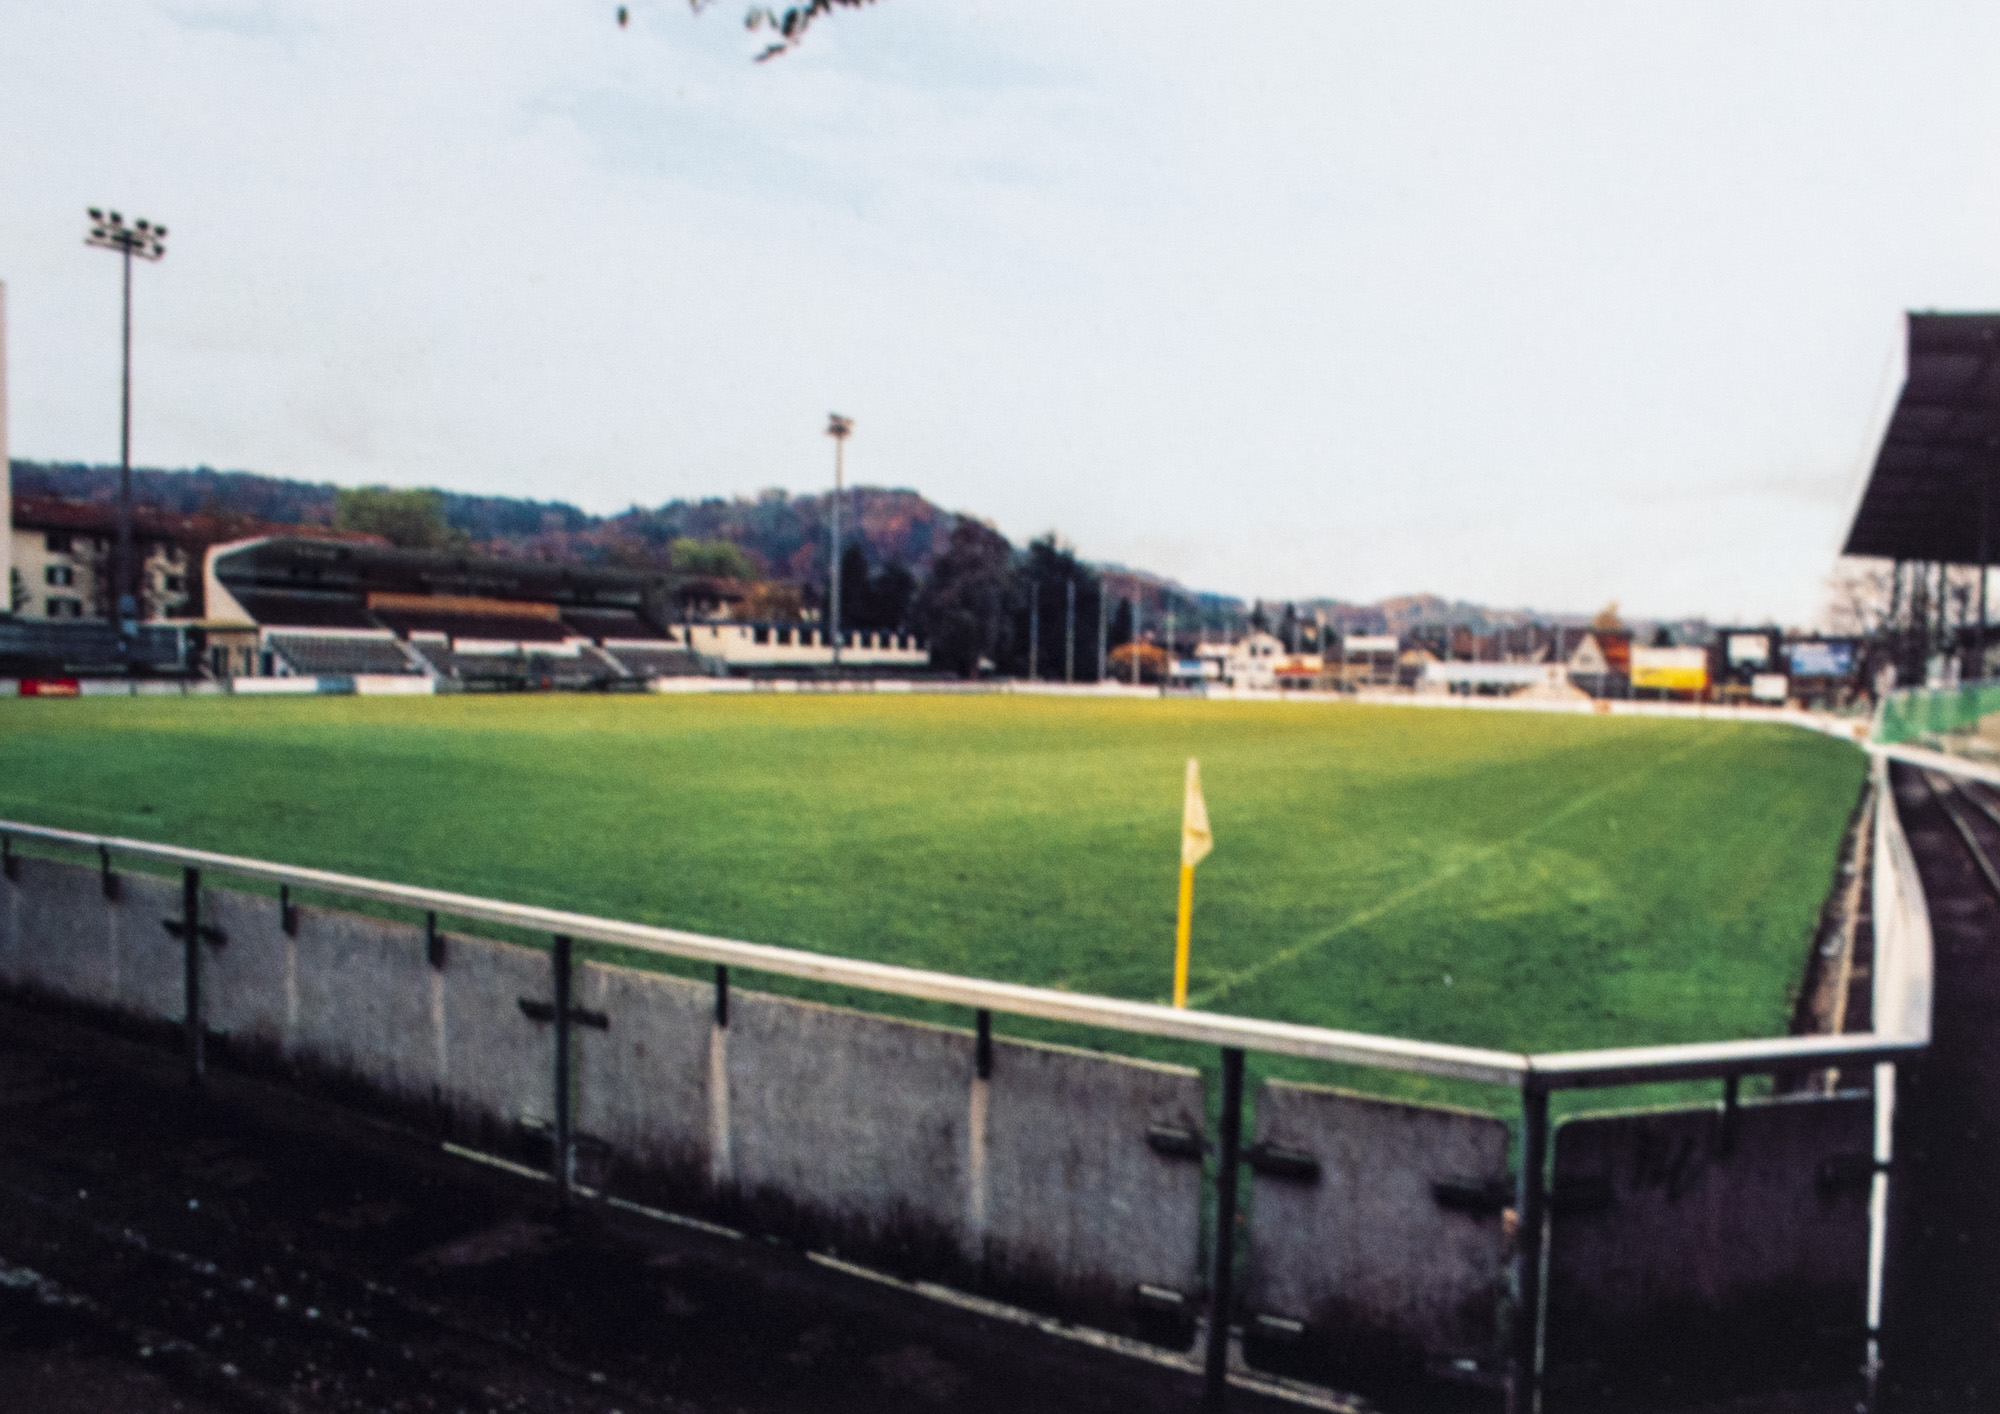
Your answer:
0,693 -> 1864,1107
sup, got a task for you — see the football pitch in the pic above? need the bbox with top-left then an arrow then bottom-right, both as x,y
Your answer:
0,692 -> 1864,1106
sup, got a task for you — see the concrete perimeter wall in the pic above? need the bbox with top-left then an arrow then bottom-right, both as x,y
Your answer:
0,857 -> 1203,1338
0,851 -> 1883,1381
1545,1094 -> 1874,1383
1239,1080 -> 1512,1392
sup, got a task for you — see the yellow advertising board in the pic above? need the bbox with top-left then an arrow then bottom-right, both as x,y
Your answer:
1629,647 -> 1709,691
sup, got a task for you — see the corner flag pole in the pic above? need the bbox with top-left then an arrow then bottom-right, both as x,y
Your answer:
1174,758 -> 1213,1007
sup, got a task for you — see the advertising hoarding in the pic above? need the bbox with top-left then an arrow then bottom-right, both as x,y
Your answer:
1629,647 -> 1709,691
1787,641 -> 1854,678
1727,633 -> 1771,667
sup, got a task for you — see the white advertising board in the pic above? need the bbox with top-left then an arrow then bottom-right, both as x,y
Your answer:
1341,635 -> 1400,655
1420,662 -> 1565,687
1727,633 -> 1771,667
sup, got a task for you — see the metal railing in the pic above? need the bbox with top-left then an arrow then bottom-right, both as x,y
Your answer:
0,772 -> 1935,1412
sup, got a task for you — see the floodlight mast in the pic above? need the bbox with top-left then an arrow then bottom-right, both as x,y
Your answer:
85,208 -> 167,648
826,413 -> 853,672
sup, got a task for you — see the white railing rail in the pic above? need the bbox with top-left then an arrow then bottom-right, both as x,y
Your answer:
0,817 -> 1925,1090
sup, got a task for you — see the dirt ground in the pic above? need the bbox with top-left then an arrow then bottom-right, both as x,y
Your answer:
0,1000 -> 1322,1414
1879,764 -> 2000,1410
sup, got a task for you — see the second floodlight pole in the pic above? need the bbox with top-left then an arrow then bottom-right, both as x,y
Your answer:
84,208 -> 167,647
118,242 -> 132,631
827,414 -> 852,673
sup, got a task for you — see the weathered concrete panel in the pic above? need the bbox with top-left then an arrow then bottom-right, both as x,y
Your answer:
287,903 -> 441,1108
0,861 -> 18,988
436,932 -> 555,1140
0,858 -> 181,1025
7,857 -> 116,1007
200,887 -> 292,1059
981,1036 -> 1204,1333
1545,1094 -> 1872,1381
1239,1081 -> 1511,1391
0,856 -> 28,988
573,961 -> 714,1202
724,991 -> 971,1272
109,869 -> 185,1024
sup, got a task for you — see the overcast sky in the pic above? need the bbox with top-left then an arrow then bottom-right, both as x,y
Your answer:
4,3 -> 1997,622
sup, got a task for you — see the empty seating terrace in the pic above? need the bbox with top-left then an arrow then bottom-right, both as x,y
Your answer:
265,630 -> 423,677
599,641 -> 706,677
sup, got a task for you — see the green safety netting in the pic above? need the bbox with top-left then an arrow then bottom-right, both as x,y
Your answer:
1878,682 -> 2000,745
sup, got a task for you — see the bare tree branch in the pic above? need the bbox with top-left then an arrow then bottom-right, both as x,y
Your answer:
687,0 -> 879,61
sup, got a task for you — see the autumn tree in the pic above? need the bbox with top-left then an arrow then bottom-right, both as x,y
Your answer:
334,487 -> 471,551
912,517 -> 1014,677
669,537 -> 757,580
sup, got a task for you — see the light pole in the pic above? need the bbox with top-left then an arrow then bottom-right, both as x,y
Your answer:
1028,580 -> 1039,681
1131,593 -> 1142,686
826,413 -> 852,671
1096,581 -> 1108,683
86,209 -> 166,641
1065,578 -> 1076,683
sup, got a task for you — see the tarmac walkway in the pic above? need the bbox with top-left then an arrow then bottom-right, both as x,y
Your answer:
1881,761 -> 2000,1410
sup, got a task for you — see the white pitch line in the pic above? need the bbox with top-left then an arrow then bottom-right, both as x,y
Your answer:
1187,732 -> 1721,1010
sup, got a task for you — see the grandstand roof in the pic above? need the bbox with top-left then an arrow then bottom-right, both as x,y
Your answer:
213,537 -> 662,607
1844,312 -> 2000,564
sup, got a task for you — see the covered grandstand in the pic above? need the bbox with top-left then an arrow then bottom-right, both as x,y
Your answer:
200,536 -> 924,686
204,537 -> 693,688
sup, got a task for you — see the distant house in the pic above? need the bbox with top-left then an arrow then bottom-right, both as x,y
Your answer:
672,575 -> 751,622
1564,630 -> 1633,696
1203,631 -> 1287,690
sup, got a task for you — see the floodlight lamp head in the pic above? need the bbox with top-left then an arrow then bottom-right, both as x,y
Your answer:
88,207 -> 103,220
108,211 -> 123,225
826,413 -> 853,440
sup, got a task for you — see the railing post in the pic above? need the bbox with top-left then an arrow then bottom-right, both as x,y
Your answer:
1510,1081 -> 1550,1414
714,964 -> 729,1027
1203,1046 -> 1246,1408
183,866 -> 205,1086
552,934 -> 573,1205
975,1008 -> 992,1081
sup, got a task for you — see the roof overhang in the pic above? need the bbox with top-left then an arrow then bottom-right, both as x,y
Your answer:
1844,312 -> 2000,564
209,536 -> 664,605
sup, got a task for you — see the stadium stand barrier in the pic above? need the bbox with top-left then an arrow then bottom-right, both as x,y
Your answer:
0,754 -> 1934,1412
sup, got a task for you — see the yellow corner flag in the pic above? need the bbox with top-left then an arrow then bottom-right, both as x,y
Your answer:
1173,758 -> 1212,1007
